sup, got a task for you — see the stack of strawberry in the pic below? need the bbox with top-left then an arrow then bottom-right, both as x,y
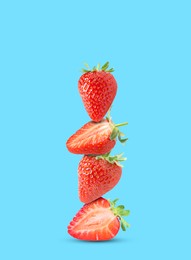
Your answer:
66,62 -> 130,241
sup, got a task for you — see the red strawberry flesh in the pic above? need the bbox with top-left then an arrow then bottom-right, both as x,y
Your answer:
78,70 -> 117,122
68,198 -> 120,241
78,155 -> 122,203
66,119 -> 116,155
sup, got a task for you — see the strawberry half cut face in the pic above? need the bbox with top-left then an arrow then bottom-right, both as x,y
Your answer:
66,118 -> 128,155
68,197 -> 130,241
68,198 -> 120,241
66,119 -> 116,155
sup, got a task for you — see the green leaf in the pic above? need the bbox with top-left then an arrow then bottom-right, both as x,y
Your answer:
118,133 -> 128,143
107,68 -> 114,72
116,153 -> 127,162
117,205 -> 125,209
118,137 -> 128,143
97,63 -> 100,70
121,218 -> 130,231
121,209 -> 130,216
108,157 -> 115,163
82,69 -> 90,73
119,131 -> 125,137
108,199 -> 117,208
121,220 -> 126,231
111,198 -> 119,207
101,61 -> 109,71
110,127 -> 119,140
84,63 -> 90,69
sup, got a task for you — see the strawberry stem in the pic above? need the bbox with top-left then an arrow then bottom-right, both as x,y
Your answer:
115,122 -> 128,127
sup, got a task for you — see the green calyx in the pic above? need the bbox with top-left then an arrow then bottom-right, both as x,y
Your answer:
109,198 -> 130,231
82,61 -> 114,73
106,111 -> 128,144
110,122 -> 128,143
96,153 -> 126,167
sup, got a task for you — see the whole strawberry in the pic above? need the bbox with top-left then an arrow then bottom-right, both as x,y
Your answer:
78,62 -> 117,122
68,197 -> 130,241
78,153 -> 126,203
66,116 -> 128,155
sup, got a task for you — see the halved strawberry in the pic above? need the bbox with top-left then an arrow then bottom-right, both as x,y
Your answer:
79,62 -> 117,122
78,153 -> 126,203
68,197 -> 130,241
66,117 -> 128,155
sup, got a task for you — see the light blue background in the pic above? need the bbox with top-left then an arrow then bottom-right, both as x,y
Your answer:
0,0 -> 191,259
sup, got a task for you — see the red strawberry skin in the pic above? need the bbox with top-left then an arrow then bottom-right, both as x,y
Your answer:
66,119 -> 116,155
68,197 -> 120,241
78,71 -> 117,122
78,156 -> 122,203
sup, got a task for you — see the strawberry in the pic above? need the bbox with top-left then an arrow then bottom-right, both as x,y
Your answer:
66,116 -> 128,155
78,153 -> 126,203
78,62 -> 117,122
68,197 -> 130,241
